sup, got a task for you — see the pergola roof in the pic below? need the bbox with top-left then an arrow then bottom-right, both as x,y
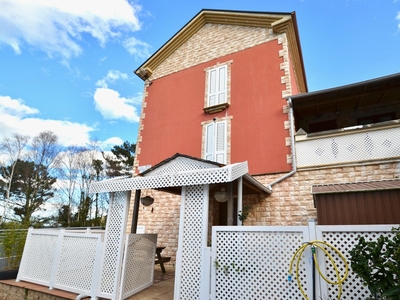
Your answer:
291,72 -> 400,120
90,153 -> 271,195
312,179 -> 400,195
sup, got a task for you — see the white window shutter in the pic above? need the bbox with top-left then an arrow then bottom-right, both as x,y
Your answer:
204,121 -> 227,164
207,65 -> 227,107
205,123 -> 214,161
215,121 -> 227,164
208,69 -> 217,106
217,66 -> 227,104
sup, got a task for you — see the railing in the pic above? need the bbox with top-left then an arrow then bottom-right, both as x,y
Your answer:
295,121 -> 400,168
0,229 -> 28,270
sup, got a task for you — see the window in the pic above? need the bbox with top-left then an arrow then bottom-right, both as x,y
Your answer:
204,62 -> 231,114
207,65 -> 227,107
204,120 -> 227,164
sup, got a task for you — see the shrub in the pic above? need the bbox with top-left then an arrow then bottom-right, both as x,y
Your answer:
349,227 -> 400,299
1,222 -> 27,270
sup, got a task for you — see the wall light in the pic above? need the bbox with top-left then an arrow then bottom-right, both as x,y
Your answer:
214,188 -> 228,203
140,196 -> 154,206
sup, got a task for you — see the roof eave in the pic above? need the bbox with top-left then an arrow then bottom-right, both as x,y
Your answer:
134,9 -> 307,92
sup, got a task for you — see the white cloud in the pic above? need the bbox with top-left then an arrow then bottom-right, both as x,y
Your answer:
96,70 -> 129,88
0,95 -> 94,147
0,0 -> 142,60
397,11 -> 400,30
102,137 -> 124,149
93,70 -> 141,123
123,37 -> 151,58
0,96 -> 39,116
94,88 -> 140,123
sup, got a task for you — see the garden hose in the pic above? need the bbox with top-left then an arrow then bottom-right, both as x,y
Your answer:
288,240 -> 349,300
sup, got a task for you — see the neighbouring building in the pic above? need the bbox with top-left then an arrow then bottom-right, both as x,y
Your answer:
127,9 -> 400,263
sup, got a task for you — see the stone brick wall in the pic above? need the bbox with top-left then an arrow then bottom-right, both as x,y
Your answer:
126,189 -> 181,263
152,24 -> 281,80
246,162 -> 400,226
127,161 -> 400,264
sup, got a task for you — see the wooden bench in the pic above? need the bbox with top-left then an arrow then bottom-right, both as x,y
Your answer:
155,246 -> 171,273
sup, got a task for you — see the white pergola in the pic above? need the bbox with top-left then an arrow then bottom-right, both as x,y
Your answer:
17,154 -> 270,300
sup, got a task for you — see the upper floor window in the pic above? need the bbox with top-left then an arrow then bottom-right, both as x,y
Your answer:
208,65 -> 227,106
204,120 -> 227,164
204,61 -> 232,114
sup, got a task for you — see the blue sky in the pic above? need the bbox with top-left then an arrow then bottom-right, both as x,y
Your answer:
0,0 -> 399,150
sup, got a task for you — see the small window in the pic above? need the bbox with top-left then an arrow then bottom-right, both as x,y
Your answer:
204,62 -> 231,114
204,120 -> 227,164
207,65 -> 227,107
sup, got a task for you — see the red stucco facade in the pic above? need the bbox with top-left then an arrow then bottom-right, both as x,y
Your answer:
137,40 -> 297,175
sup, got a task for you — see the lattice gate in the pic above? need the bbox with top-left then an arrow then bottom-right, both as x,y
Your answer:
211,226 -> 312,300
206,223 -> 397,300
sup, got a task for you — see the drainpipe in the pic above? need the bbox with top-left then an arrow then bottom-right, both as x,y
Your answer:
267,98 -> 297,189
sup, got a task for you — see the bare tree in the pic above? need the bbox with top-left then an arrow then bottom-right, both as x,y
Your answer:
0,134 -> 30,221
54,146 -> 85,226
54,141 -> 106,227
74,142 -> 102,225
29,131 -> 60,169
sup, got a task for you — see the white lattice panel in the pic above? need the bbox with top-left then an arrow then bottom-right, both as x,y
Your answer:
211,226 -> 311,300
18,231 -> 58,285
315,225 -> 396,300
144,156 -> 218,176
89,162 -> 248,193
53,234 -> 101,293
121,234 -> 157,298
296,126 -> 400,167
178,185 -> 207,299
98,191 -> 130,298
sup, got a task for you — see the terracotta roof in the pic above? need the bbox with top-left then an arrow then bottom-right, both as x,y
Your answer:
312,179 -> 400,194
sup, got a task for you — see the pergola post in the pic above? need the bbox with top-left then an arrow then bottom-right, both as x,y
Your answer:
237,177 -> 243,225
130,189 -> 141,233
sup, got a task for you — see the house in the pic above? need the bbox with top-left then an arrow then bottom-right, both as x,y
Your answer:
291,73 -> 400,225
128,9 -> 400,265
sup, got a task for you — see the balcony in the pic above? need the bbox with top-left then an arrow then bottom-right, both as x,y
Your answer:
295,120 -> 400,169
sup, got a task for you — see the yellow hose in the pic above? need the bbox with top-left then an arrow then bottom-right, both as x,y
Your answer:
288,240 -> 349,300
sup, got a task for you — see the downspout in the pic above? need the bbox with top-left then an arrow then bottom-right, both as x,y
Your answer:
268,98 -> 297,189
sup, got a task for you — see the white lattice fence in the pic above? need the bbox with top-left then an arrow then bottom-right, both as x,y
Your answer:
209,224 -> 397,300
211,226 -> 312,300
296,126 -> 400,167
52,234 -> 102,295
177,185 -> 209,300
17,228 -> 102,297
97,190 -> 130,299
121,234 -> 157,299
17,230 -> 59,286
316,225 -> 396,300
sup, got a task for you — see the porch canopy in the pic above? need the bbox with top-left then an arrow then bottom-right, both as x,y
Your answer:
90,153 -> 271,230
90,153 -> 271,196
